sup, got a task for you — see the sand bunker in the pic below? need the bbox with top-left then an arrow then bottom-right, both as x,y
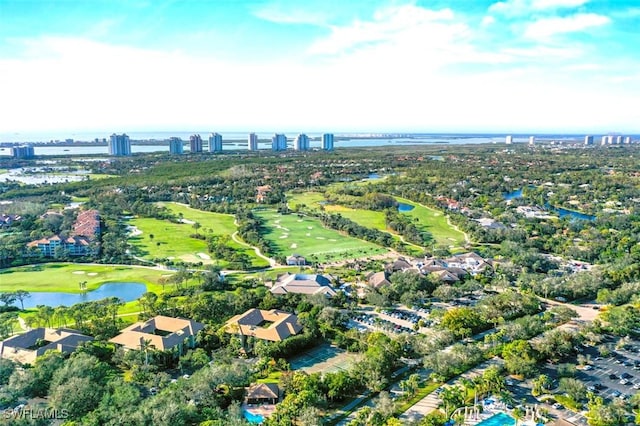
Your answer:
329,239 -> 337,242
307,226 -> 313,230
290,243 -> 297,248
72,271 -> 85,275
316,237 -> 326,240
297,219 -> 303,222
197,253 -> 211,260
306,233 -> 311,236
87,273 -> 98,276
279,235 -> 289,239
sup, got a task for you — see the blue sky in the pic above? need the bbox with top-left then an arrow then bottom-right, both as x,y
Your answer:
0,0 -> 638,134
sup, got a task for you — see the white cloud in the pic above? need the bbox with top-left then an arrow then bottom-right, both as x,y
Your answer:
524,13 -> 610,38
308,5 -> 459,56
489,0 -> 589,16
482,15 -> 496,26
252,5 -> 328,26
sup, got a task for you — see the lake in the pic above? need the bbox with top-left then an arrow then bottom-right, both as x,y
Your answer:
14,282 -> 147,309
398,202 -> 415,212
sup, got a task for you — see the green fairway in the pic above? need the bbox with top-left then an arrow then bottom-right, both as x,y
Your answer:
287,192 -> 458,251
395,197 -> 466,247
288,192 -> 385,228
128,202 -> 269,268
254,209 -> 388,263
0,263 -> 169,294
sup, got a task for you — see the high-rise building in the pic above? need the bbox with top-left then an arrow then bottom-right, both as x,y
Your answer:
625,136 -> 632,144
322,133 -> 334,151
10,145 -> 35,159
584,135 -> 593,145
528,136 -> 535,145
616,136 -> 623,144
293,134 -> 310,151
189,134 -> 203,153
272,134 -> 287,151
601,136 -> 608,146
607,135 -> 614,145
109,133 -> 131,156
169,137 -> 183,154
209,133 -> 223,152
248,133 -> 258,151
505,135 -> 513,144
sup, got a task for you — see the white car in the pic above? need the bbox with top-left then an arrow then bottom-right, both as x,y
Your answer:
552,403 -> 563,409
619,379 -> 629,385
633,383 -> 640,390
583,365 -> 593,370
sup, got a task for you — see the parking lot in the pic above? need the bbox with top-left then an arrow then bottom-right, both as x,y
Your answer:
541,340 -> 640,406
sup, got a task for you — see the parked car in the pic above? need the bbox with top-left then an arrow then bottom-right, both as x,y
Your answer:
552,403 -> 563,409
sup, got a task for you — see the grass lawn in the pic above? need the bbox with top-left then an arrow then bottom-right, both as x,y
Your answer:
0,263 -> 169,294
129,202 -> 268,268
394,197 -> 466,248
257,371 -> 283,384
254,209 -> 388,263
394,381 -> 442,415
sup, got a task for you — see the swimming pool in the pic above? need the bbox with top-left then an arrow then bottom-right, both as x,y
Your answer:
243,409 -> 265,424
476,412 -> 515,426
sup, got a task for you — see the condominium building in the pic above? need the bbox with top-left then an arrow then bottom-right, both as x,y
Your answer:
169,137 -> 183,154
322,133 -> 334,151
505,135 -> 513,144
601,136 -> 608,145
209,133 -> 223,152
616,136 -> 623,144
293,133 -> 309,151
189,134 -> 203,153
10,145 -> 35,158
272,134 -> 287,151
108,133 -> 131,156
528,136 -> 535,145
248,133 -> 258,151
584,135 -> 593,145
625,136 -> 632,144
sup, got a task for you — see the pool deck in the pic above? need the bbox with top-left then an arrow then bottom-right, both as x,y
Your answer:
242,403 -> 276,418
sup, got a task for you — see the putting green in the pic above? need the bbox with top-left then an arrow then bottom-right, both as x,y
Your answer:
254,209 -> 387,263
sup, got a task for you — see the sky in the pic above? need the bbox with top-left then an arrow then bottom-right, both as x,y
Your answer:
0,0 -> 638,135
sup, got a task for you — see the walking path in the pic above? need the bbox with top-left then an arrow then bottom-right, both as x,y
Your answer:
230,231 -> 276,267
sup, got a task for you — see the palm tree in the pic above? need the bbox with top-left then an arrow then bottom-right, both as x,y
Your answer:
512,407 -> 524,426
139,338 -> 155,366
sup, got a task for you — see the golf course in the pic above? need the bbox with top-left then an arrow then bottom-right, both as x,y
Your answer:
128,202 -> 269,268
287,192 -> 466,248
254,209 -> 388,263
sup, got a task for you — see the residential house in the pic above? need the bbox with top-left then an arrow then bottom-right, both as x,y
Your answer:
268,273 -> 337,297
26,235 -> 93,257
286,254 -> 306,266
385,258 -> 414,273
224,309 -> 302,342
245,383 -> 280,405
109,315 -> 205,353
27,209 -> 101,257
0,328 -> 93,364
366,271 -> 391,288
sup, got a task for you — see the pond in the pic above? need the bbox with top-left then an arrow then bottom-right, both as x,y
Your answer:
549,205 -> 595,221
366,173 -> 381,180
503,189 -> 523,200
14,282 -> 147,309
397,202 -> 415,212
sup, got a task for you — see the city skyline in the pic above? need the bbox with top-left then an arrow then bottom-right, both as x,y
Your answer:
0,0 -> 639,134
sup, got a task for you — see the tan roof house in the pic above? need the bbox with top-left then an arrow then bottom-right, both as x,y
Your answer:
109,315 -> 204,352
245,383 -> 280,405
268,273 -> 337,297
366,271 -> 391,288
224,309 -> 302,342
0,328 -> 93,364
